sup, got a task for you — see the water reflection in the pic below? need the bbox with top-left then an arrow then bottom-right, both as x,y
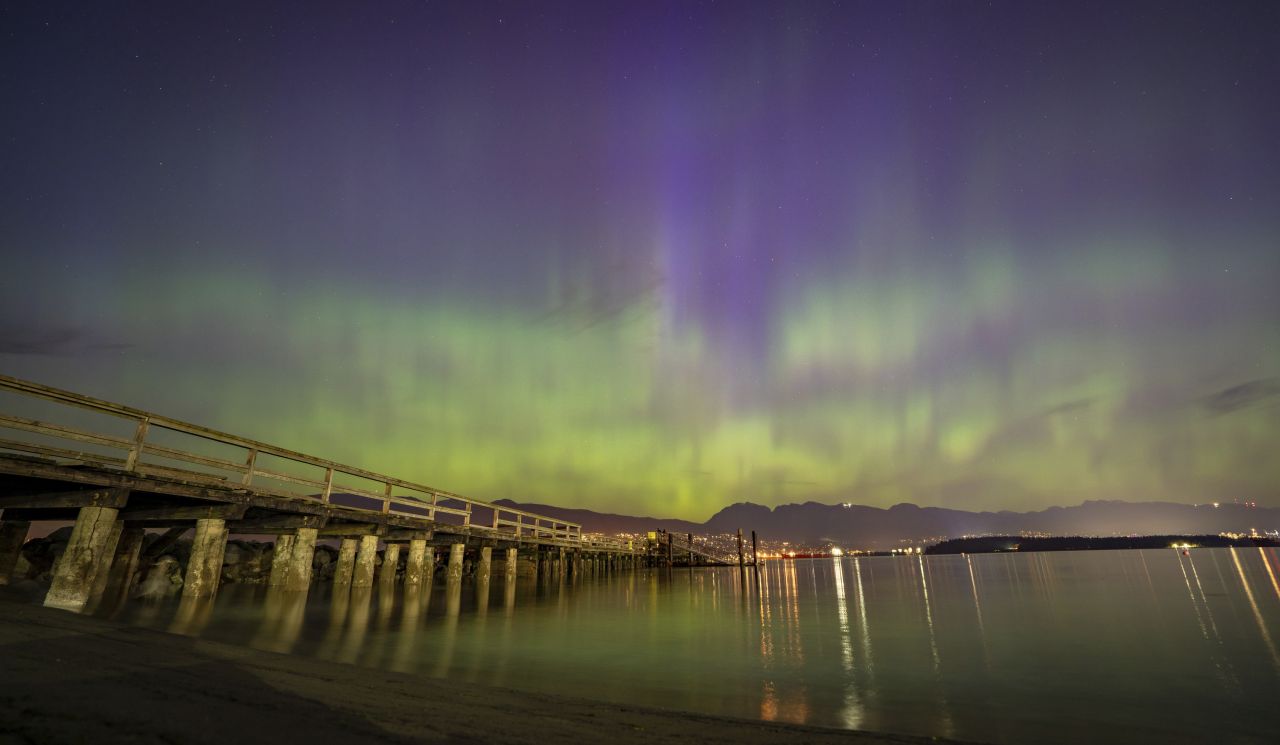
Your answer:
169,594 -> 214,636
1228,547 -> 1280,671
253,588 -> 307,654
96,549 -> 1280,745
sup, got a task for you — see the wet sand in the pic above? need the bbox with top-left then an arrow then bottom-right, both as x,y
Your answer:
0,597 -> 964,745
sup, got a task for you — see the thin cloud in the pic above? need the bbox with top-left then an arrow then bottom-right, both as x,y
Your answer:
1202,378 -> 1280,414
0,326 -> 132,356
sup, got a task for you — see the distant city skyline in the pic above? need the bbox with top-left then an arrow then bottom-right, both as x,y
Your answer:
2,1 -> 1278,520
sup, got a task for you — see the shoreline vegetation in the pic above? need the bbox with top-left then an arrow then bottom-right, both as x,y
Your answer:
0,596 -> 964,745
925,534 -> 1279,554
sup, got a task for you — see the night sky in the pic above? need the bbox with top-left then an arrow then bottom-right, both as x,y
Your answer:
2,2 -> 1278,519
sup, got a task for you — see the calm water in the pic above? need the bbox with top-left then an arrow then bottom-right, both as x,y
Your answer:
102,548 -> 1279,744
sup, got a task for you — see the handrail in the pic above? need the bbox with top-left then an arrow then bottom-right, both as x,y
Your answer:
666,532 -> 740,565
0,373 -> 590,544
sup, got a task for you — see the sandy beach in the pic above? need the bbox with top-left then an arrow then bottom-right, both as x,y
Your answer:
0,597 -> 962,745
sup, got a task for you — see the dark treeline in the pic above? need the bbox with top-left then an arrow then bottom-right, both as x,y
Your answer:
926,534 -> 1280,554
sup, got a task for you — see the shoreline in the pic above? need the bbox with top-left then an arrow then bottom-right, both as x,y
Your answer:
0,597 -> 965,745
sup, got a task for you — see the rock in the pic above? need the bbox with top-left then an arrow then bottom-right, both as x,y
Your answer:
313,545 -> 337,581
133,556 -> 183,600
17,536 -> 62,584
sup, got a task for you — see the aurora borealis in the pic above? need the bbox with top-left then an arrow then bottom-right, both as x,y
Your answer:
1,2 -> 1277,520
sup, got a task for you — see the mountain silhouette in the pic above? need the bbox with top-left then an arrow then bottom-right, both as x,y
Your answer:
494,498 -> 1278,549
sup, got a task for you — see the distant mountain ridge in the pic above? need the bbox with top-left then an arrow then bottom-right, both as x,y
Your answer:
494,498 -> 1280,549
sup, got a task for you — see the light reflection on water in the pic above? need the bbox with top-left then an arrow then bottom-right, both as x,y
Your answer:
101,548 -> 1280,745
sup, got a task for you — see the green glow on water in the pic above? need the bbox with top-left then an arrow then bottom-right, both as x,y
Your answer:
112,549 -> 1280,745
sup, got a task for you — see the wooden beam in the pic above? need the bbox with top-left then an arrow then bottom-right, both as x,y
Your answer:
316,522 -> 383,537
383,529 -> 433,542
0,488 -> 129,510
227,514 -> 326,534
142,526 -> 189,559
121,503 -> 248,521
0,508 -> 81,522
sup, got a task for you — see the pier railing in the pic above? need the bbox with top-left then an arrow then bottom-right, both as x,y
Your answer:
0,374 -> 583,544
665,532 -> 743,565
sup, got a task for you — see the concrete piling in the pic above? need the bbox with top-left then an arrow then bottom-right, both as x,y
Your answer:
352,535 -> 378,587
446,543 -> 465,583
0,520 -> 31,585
182,518 -> 229,600
283,527 -> 317,591
379,543 -> 401,588
104,526 -> 145,600
404,539 -> 429,587
84,521 -> 125,612
334,538 -> 358,586
478,546 -> 492,582
44,506 -> 119,612
505,548 -> 517,580
268,534 -> 296,587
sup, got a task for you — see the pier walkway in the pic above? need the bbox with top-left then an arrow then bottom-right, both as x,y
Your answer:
0,374 -> 644,612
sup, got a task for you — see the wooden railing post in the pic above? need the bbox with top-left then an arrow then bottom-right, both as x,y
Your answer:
320,467 -> 333,502
382,482 -> 392,513
242,448 -> 258,486
124,417 -> 150,471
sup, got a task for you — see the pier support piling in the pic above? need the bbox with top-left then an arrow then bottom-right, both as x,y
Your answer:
283,528 -> 317,591
478,546 -> 492,582
352,535 -> 378,587
182,518 -> 229,600
334,538 -> 358,587
404,539 -> 429,586
505,548 -> 517,580
85,521 -> 125,611
446,543 -> 464,583
105,526 -> 145,601
45,506 -> 119,612
0,520 -> 30,585
268,534 -> 295,587
380,544 -> 401,588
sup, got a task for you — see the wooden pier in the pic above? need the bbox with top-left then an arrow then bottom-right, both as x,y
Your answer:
0,374 -> 645,612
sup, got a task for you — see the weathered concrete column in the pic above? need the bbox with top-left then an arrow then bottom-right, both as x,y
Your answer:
477,545 -> 492,582
352,535 -> 378,587
557,547 -> 566,577
84,521 -> 125,613
268,534 -> 296,587
446,543 -> 465,582
475,546 -> 492,616
379,544 -> 401,587
334,538 -> 358,586
404,539 -> 428,587
0,520 -> 31,585
104,527 -> 145,600
182,518 -> 229,600
45,506 -> 119,612
505,548 -> 517,580
283,527 -> 317,591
